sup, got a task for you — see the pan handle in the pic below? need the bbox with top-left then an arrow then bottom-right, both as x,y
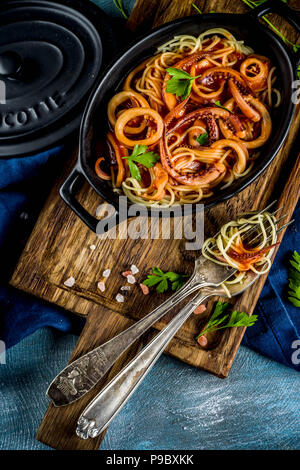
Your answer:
249,0 -> 300,64
60,166 -> 118,234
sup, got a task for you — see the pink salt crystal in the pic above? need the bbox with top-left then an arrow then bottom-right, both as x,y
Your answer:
194,304 -> 206,315
139,283 -> 149,295
103,269 -> 111,278
97,281 -> 105,292
122,270 -> 132,277
197,335 -> 208,347
64,277 -> 75,288
116,294 -> 125,303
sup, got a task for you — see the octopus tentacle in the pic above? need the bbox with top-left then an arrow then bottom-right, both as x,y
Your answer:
228,78 -> 261,122
166,107 -> 246,139
160,137 -> 226,186
219,97 -> 271,149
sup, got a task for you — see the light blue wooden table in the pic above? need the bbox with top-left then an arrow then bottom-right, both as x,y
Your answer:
0,328 -> 299,450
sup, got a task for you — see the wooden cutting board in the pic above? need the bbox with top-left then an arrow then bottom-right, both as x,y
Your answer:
10,0 -> 300,450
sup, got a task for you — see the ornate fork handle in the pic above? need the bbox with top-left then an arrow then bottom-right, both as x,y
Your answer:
47,270 -> 206,406
76,286 -> 224,439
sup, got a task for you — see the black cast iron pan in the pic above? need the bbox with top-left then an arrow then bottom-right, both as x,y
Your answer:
60,0 -> 300,233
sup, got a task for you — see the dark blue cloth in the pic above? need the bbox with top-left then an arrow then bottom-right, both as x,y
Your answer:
0,146 -> 299,370
0,147 -> 85,349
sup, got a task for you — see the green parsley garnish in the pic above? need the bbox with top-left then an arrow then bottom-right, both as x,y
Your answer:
122,145 -> 160,182
214,100 -> 233,113
288,251 -> 300,307
196,132 -> 209,145
196,301 -> 257,340
166,67 -> 202,101
112,0 -> 128,19
143,267 -> 189,294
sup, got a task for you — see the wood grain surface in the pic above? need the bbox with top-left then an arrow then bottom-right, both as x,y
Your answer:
9,0 -> 300,450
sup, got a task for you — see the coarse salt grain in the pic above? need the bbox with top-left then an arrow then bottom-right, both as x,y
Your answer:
131,265 -> 139,275
122,270 -> 132,277
197,335 -> 208,347
90,244 -> 96,251
97,281 -> 105,292
103,269 -> 111,278
64,277 -> 75,288
139,283 -> 149,295
127,274 -> 136,284
194,304 -> 207,315
116,294 -> 124,303
121,286 -> 131,291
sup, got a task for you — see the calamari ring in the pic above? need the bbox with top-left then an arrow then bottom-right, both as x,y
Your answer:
107,91 -> 150,134
115,108 -> 164,147
240,55 -> 269,92
211,139 -> 248,174
95,157 -> 111,181
190,63 -> 226,103
107,132 -> 127,187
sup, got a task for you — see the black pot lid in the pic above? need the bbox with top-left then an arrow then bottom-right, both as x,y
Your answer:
0,0 -> 115,157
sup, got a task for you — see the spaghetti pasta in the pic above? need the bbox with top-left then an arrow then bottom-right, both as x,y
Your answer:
202,211 -> 278,297
95,29 -> 280,207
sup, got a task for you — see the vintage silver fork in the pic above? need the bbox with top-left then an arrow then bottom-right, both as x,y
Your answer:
47,202 -> 283,406
75,213 -> 292,439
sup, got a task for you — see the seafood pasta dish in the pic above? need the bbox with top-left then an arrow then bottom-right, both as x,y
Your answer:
95,29 -> 280,207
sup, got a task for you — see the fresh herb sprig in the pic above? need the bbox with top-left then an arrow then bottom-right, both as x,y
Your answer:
122,145 -> 160,181
196,301 -> 257,339
196,132 -> 209,145
214,100 -> 233,114
166,67 -> 202,101
288,251 -> 300,307
113,0 -> 128,19
143,267 -> 189,293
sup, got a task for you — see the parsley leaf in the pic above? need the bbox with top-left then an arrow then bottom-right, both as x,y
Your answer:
166,67 -> 202,101
143,267 -> 189,293
196,132 -> 209,145
195,301 -> 257,340
123,145 -> 160,181
214,100 -> 233,114
288,251 -> 300,307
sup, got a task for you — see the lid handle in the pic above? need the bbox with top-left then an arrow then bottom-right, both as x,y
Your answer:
0,51 -> 23,79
